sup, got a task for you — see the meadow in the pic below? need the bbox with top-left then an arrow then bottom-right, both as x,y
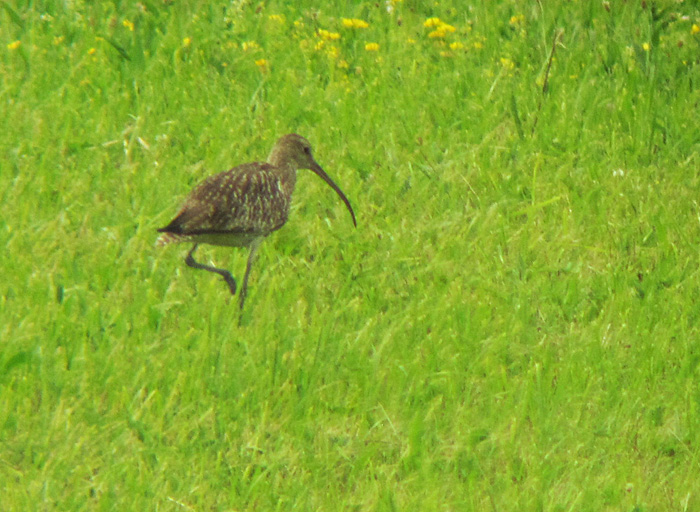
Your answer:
2,1 -> 700,510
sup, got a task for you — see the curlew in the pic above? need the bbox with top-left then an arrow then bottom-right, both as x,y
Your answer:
156,133 -> 356,309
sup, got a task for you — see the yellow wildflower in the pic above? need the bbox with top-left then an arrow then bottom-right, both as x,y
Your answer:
326,45 -> 340,59
428,22 -> 456,38
692,24 -> 700,35
338,59 -> 349,69
424,17 -> 442,28
500,57 -> 515,70
642,42 -> 650,51
317,29 -> 341,41
449,41 -> 464,50
88,47 -> 96,55
53,35 -> 65,45
268,14 -> 285,23
294,20 -> 304,29
342,18 -> 369,29
242,41 -> 259,51
365,42 -> 379,51
183,37 -> 192,47
7,40 -> 21,50
440,51 -> 452,57
255,59 -> 268,71
123,19 -> 135,31
509,14 -> 525,26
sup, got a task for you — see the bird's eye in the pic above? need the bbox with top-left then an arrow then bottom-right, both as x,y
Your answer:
303,146 -> 311,154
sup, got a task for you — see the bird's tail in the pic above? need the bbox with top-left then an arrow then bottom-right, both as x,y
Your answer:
155,231 -> 186,247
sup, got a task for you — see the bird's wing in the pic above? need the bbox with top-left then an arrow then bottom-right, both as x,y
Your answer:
160,163 -> 291,236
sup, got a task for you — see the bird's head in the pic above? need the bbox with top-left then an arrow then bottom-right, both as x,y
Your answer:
271,134 -> 357,227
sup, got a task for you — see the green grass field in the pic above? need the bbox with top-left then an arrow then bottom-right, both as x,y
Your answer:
2,1 -> 700,510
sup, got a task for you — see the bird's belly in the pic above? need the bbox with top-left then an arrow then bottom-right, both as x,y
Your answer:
189,232 -> 263,247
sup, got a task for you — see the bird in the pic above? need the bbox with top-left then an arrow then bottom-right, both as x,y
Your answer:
156,133 -> 357,309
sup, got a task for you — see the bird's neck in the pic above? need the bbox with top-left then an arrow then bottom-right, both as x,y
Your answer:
267,147 -> 298,195
279,166 -> 297,197
268,143 -> 296,168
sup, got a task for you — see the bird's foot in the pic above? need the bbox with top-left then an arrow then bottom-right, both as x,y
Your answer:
222,273 -> 237,295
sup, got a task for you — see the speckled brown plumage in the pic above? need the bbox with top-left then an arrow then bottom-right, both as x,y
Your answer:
156,162 -> 293,247
157,133 -> 356,310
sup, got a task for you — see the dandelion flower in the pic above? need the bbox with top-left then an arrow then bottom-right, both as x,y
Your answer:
500,57 -> 515,70
642,42 -> 650,51
7,40 -> 21,50
365,42 -> 379,51
123,19 -> 135,31
509,14 -> 525,26
342,18 -> 369,29
692,24 -> 700,35
424,17 -> 442,28
428,22 -> 456,38
326,45 -> 340,59
183,37 -> 192,47
88,47 -> 96,55
317,29 -> 341,41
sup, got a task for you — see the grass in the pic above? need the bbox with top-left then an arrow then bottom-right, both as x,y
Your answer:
2,0 -> 700,510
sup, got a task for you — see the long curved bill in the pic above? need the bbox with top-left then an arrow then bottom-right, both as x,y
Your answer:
310,162 -> 357,227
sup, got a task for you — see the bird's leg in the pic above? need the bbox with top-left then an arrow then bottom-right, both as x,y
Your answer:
185,244 -> 237,295
239,238 -> 262,310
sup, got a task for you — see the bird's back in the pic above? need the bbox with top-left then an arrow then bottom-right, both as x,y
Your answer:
157,162 -> 293,247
